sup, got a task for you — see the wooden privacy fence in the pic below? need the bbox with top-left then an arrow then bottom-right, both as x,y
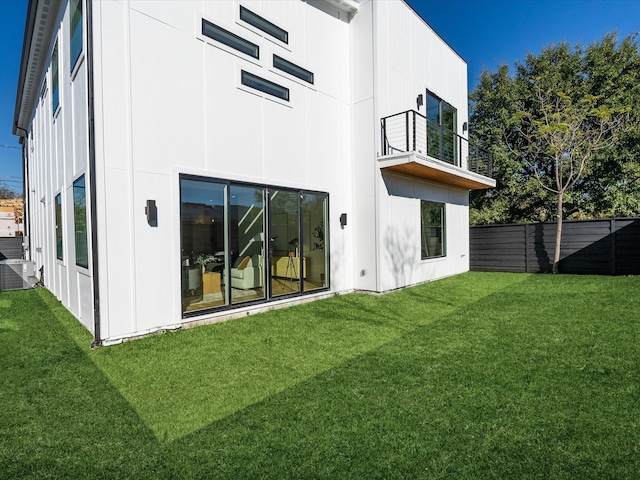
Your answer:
470,218 -> 640,275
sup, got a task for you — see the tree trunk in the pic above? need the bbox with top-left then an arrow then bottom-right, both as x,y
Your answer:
552,191 -> 564,274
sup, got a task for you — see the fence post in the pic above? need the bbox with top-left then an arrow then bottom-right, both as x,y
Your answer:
611,219 -> 616,275
524,224 -> 530,273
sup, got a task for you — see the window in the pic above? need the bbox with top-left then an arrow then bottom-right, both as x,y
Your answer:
426,91 -> 457,165
180,175 -> 328,316
52,41 -> 59,113
421,200 -> 446,259
55,193 -> 63,260
73,175 -> 88,268
202,18 -> 259,59
70,0 -> 83,70
273,55 -> 314,84
241,71 -> 289,101
239,6 -> 288,44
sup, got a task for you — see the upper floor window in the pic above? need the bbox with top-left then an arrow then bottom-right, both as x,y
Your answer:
426,91 -> 457,166
239,6 -> 288,44
420,200 -> 446,259
202,18 -> 259,59
52,41 -> 59,114
273,55 -> 314,85
70,0 -> 83,70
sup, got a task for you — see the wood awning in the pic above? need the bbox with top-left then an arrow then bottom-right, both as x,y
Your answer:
378,152 -> 496,190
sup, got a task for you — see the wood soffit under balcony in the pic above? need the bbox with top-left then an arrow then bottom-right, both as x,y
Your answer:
378,152 -> 496,190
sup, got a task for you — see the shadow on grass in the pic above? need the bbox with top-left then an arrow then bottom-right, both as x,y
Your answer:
3,273 -> 638,478
160,273 -> 640,479
86,272 -> 531,442
0,289 -> 160,478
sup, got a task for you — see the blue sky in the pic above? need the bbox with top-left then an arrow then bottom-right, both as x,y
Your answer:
1,0 -> 639,195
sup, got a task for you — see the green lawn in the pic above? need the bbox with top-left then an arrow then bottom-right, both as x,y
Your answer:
1,272 -> 639,479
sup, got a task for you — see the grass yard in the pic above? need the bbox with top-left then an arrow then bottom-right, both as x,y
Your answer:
1,272 -> 639,479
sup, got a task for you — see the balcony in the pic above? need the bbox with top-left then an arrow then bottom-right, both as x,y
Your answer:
379,110 -> 496,190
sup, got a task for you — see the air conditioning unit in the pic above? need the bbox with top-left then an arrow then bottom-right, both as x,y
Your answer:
0,260 -> 36,291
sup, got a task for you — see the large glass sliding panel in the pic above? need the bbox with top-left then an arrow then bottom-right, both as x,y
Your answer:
426,91 -> 457,166
269,189 -> 301,297
229,185 -> 266,305
180,178 -> 228,313
426,93 -> 440,160
442,102 -> 457,165
302,193 -> 328,292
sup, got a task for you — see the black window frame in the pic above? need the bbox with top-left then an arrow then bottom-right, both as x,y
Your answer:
420,200 -> 446,260
273,55 -> 314,85
201,18 -> 259,59
241,70 -> 289,101
239,5 -> 288,44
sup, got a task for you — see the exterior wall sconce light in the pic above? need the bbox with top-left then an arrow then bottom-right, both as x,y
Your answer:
463,121 -> 468,133
340,213 -> 347,228
416,94 -> 423,110
145,200 -> 157,227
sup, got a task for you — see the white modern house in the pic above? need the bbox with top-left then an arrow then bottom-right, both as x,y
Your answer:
13,0 -> 494,346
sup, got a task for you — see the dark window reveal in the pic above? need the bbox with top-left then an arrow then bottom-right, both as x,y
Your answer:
240,6 -> 288,44
273,55 -> 314,84
202,19 -> 259,59
241,71 -> 289,101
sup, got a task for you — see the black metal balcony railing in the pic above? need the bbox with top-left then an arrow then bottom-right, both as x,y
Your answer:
381,110 -> 493,178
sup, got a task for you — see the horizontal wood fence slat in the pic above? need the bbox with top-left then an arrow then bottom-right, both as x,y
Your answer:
470,218 -> 640,275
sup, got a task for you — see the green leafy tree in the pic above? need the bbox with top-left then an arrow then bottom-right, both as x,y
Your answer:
509,88 -> 631,272
470,33 -> 640,228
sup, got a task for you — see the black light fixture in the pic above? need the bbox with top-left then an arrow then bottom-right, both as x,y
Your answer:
463,121 -> 468,133
145,199 -> 157,227
416,93 -> 424,110
340,213 -> 347,228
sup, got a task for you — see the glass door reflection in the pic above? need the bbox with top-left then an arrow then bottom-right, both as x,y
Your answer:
269,189 -> 301,296
229,185 -> 266,305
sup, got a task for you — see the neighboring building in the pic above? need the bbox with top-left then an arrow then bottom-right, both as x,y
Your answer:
13,0 -> 494,345
0,200 -> 24,238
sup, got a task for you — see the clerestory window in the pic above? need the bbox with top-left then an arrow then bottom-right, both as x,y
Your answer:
202,18 -> 259,59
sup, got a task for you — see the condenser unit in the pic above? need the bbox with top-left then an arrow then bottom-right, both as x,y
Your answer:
0,260 -> 36,291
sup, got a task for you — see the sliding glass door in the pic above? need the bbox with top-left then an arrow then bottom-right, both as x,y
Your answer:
180,175 -> 328,316
269,189 -> 301,297
302,193 -> 328,292
180,179 -> 228,313
229,185 -> 266,305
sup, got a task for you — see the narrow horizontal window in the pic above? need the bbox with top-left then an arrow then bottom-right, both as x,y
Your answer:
273,55 -> 314,84
202,19 -> 259,59
241,71 -> 289,101
240,6 -> 288,44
